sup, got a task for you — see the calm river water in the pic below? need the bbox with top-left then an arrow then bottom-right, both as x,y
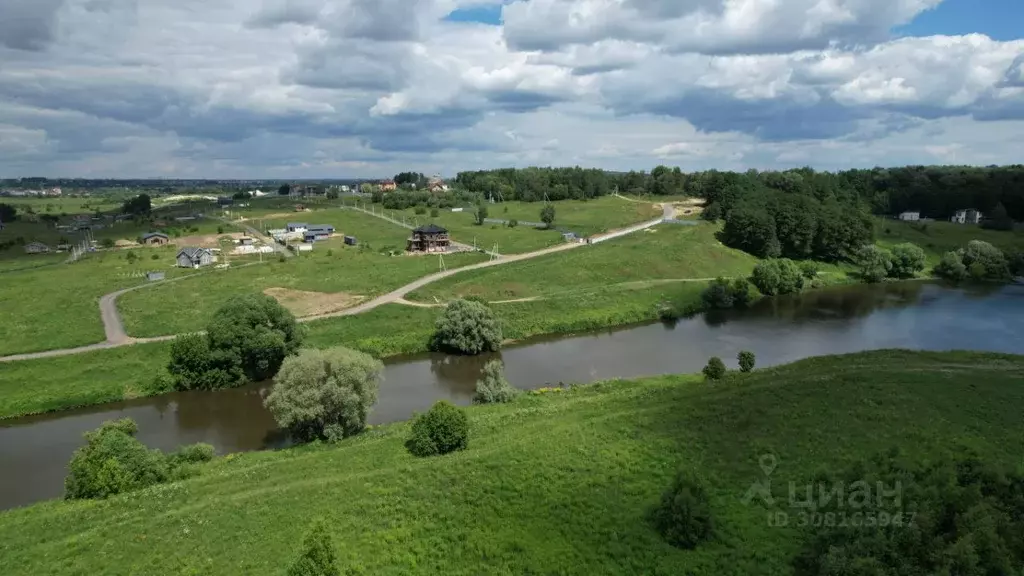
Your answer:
2,282 -> 1023,510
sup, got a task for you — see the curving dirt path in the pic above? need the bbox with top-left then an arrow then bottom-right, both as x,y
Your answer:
0,205 -> 673,363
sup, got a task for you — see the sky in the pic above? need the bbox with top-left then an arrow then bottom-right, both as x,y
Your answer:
0,0 -> 1022,179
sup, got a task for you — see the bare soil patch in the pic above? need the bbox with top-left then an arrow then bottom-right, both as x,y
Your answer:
174,232 -> 247,248
263,287 -> 366,317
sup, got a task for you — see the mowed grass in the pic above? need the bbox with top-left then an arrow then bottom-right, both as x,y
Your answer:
408,222 -> 758,302
385,206 -> 564,253
1,350 -> 1022,575
494,196 -> 663,236
0,343 -> 172,419
0,196 -> 122,214
0,249 -> 190,356
259,208 -> 412,249
875,218 -> 1024,265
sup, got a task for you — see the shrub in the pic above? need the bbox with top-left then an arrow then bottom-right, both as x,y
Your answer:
151,253 -> 160,260
962,240 -> 1010,280
430,208 -> 439,218
702,357 -> 726,380
934,250 -> 968,281
265,347 -> 383,442
473,360 -> 519,404
326,249 -> 333,256
287,519 -> 341,576
540,205 -> 556,228
730,279 -> 752,307
751,259 -> 804,295
702,278 -> 752,309
474,204 -> 488,225
65,419 -> 169,500
217,225 -> 224,234
889,242 -> 926,279
101,238 -> 115,249
652,469 -> 715,549
737,350 -> 756,373
168,443 -> 215,466
432,299 -> 502,355
414,205 -> 427,215
405,401 -> 469,457
799,261 -> 819,279
853,245 -> 892,283
507,218 -> 518,228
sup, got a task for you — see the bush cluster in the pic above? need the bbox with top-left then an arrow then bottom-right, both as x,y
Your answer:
701,277 -> 752,310
64,418 -> 214,500
935,240 -> 1011,282
406,401 -> 469,457
854,242 -> 926,282
751,258 -> 804,296
264,347 -> 384,442
432,299 -> 503,355
287,519 -> 341,576
168,293 -> 304,390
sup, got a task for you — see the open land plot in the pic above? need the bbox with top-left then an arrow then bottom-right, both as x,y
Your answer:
380,205 -> 565,253
407,222 -> 759,302
2,351 -> 1022,575
0,196 -> 123,214
0,247 -> 192,356
118,241 -> 488,337
875,218 -> 1024,265
258,208 -> 414,250
494,196 -> 664,236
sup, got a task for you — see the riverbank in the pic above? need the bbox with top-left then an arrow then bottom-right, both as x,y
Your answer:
2,349 -> 1022,574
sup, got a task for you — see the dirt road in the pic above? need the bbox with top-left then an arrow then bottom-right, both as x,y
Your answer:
0,206 -> 672,363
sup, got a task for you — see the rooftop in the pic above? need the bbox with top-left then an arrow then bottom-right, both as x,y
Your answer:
413,223 -> 448,234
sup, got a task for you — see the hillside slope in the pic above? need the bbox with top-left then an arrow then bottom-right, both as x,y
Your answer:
1,350 -> 1022,575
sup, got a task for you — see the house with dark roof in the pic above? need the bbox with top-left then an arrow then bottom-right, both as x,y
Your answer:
176,247 -> 215,268
286,222 -> 308,233
138,232 -> 170,245
407,223 -> 450,253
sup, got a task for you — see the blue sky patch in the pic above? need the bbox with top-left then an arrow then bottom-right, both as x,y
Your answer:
896,0 -> 1023,41
444,4 -> 503,25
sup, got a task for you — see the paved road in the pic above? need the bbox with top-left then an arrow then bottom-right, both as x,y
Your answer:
0,205 -> 673,363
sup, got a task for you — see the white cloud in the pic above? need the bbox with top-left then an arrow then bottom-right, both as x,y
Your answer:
0,0 -> 1022,177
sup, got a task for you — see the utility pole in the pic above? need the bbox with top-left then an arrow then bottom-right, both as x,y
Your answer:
438,254 -> 446,272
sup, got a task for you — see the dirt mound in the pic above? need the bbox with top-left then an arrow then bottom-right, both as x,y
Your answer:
263,287 -> 366,317
175,232 -> 246,247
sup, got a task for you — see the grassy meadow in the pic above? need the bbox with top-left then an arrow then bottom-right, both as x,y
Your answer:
875,218 -> 1024,265
1,350 -> 1022,575
0,343 -> 172,419
407,222 -> 758,302
0,248 -> 193,356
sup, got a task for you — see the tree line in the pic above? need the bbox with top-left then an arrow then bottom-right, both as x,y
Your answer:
454,165 -> 1024,221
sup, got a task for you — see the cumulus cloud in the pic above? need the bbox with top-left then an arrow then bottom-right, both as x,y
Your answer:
0,0 -> 1022,177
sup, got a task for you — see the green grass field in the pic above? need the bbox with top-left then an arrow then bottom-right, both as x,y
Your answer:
1,350 -> 1021,575
0,343 -> 172,419
118,235 -> 488,338
0,196 -> 123,214
0,249 -> 192,356
875,218 -> 1024,265
407,222 -> 758,302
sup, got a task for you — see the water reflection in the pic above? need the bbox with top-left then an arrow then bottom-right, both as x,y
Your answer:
2,282 -> 1022,510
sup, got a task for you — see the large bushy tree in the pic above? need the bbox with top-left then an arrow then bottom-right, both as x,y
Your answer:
854,245 -> 892,283
888,242 -> 926,279
121,194 -> 151,215
168,294 -> 303,390
432,299 -> 502,355
265,347 -> 383,442
751,259 -> 804,295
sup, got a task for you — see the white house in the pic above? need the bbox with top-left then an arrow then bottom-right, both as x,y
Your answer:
951,209 -> 982,224
898,211 -> 920,222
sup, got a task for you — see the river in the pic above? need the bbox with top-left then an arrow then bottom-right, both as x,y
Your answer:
2,281 -> 1023,510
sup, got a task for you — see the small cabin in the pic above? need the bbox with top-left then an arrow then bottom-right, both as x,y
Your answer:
344,235 -> 357,246
898,211 -> 920,222
138,232 -> 170,245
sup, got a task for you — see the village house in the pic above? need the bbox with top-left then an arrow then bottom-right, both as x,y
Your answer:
898,211 -> 920,221
303,225 -> 335,242
138,232 -> 170,246
427,175 -> 449,193
176,246 -> 215,268
951,209 -> 983,224
24,241 -> 51,254
407,224 -> 450,253
380,180 -> 397,192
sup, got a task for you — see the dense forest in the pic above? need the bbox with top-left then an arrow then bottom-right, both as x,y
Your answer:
454,165 -> 1024,221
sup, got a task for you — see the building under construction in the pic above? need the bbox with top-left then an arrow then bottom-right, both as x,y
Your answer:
407,224 -> 450,253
